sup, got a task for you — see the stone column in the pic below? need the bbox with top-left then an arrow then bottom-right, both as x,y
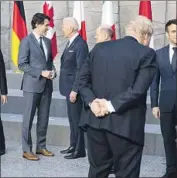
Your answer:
1,1 -> 11,69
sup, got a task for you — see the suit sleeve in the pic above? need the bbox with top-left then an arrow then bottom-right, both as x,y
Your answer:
72,42 -> 89,93
150,61 -> 160,108
18,38 -> 43,78
111,49 -> 157,114
0,50 -> 8,95
79,53 -> 96,106
49,40 -> 57,78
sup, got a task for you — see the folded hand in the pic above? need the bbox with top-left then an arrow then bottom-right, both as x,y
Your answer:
90,98 -> 109,117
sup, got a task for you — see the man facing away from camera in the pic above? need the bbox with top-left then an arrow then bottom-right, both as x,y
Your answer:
79,16 -> 157,178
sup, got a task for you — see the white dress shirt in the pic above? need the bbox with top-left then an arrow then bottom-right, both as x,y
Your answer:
169,43 -> 176,64
68,32 -> 79,47
33,31 -> 48,60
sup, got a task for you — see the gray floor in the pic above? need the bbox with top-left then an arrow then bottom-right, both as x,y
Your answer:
0,141 -> 166,177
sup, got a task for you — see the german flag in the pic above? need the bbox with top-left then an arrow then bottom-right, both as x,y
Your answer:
12,1 -> 27,67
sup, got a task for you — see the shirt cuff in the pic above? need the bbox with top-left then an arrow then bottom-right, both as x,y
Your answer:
106,101 -> 115,113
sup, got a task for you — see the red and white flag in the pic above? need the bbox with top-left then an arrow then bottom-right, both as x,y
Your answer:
139,0 -> 154,48
43,1 -> 58,60
101,1 -> 116,40
73,1 -> 87,41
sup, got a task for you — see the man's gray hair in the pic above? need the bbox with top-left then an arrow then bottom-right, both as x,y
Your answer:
63,17 -> 79,31
98,25 -> 114,38
125,15 -> 153,36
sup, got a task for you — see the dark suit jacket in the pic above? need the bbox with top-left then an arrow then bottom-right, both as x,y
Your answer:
59,35 -> 89,96
0,50 -> 8,96
18,33 -> 56,93
150,45 -> 176,112
79,36 -> 157,145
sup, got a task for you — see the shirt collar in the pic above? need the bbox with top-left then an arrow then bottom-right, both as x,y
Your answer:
69,32 -> 79,45
33,31 -> 43,41
169,43 -> 176,51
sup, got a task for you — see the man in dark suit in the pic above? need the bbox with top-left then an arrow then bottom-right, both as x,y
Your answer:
150,19 -> 177,178
0,49 -> 8,156
59,17 -> 88,159
18,13 -> 57,161
79,16 -> 157,178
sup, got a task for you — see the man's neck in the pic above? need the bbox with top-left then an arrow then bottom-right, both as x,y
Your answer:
33,29 -> 42,37
68,32 -> 78,40
169,42 -> 177,47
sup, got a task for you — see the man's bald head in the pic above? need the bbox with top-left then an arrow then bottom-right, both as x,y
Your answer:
62,17 -> 79,38
95,25 -> 113,43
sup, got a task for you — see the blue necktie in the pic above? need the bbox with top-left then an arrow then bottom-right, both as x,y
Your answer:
172,47 -> 177,72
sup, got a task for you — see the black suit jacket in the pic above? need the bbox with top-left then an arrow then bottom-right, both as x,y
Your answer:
150,45 -> 176,112
59,35 -> 89,96
79,36 -> 157,145
0,50 -> 8,96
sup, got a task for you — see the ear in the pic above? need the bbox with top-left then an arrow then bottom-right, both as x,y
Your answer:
165,32 -> 169,39
104,33 -> 108,40
69,26 -> 74,33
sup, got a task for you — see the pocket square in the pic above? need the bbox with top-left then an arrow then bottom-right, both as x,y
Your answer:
69,50 -> 74,52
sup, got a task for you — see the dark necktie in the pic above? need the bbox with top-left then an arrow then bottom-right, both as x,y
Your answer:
63,41 -> 70,53
39,37 -> 45,56
66,41 -> 70,49
171,47 -> 177,72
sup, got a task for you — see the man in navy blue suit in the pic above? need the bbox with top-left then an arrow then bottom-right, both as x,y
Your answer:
59,17 -> 88,159
150,19 -> 177,178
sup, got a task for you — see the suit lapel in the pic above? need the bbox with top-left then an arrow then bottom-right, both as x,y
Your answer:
61,35 -> 80,65
30,33 -> 46,62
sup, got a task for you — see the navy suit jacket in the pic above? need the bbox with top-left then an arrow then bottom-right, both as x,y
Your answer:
150,45 -> 176,112
59,35 -> 89,96
79,36 -> 157,145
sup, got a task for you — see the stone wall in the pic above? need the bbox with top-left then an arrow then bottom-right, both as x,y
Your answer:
1,1 -> 176,70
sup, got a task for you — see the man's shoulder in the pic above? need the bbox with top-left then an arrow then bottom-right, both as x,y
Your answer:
75,36 -> 88,50
20,33 -> 33,43
156,45 -> 168,54
76,36 -> 87,45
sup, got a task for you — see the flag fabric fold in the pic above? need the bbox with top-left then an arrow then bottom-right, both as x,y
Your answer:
12,1 -> 27,66
101,1 -> 116,40
73,1 -> 87,41
43,1 -> 58,60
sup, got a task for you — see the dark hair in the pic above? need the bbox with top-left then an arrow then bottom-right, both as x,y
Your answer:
165,19 -> 177,32
31,13 -> 50,29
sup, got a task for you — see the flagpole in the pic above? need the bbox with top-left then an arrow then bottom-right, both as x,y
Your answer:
117,0 -> 121,38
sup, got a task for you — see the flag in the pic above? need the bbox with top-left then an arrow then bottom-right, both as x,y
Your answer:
139,0 -> 154,48
12,1 -> 27,67
101,1 -> 116,40
43,1 -> 58,60
73,1 -> 87,41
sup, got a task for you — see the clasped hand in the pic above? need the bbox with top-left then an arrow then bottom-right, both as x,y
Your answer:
90,99 -> 109,117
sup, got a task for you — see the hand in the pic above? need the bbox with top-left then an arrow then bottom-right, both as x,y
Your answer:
49,70 -> 56,80
69,91 -> 77,103
90,99 -> 109,117
152,107 -> 160,119
94,98 -> 109,116
41,70 -> 53,79
1,95 -> 7,105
